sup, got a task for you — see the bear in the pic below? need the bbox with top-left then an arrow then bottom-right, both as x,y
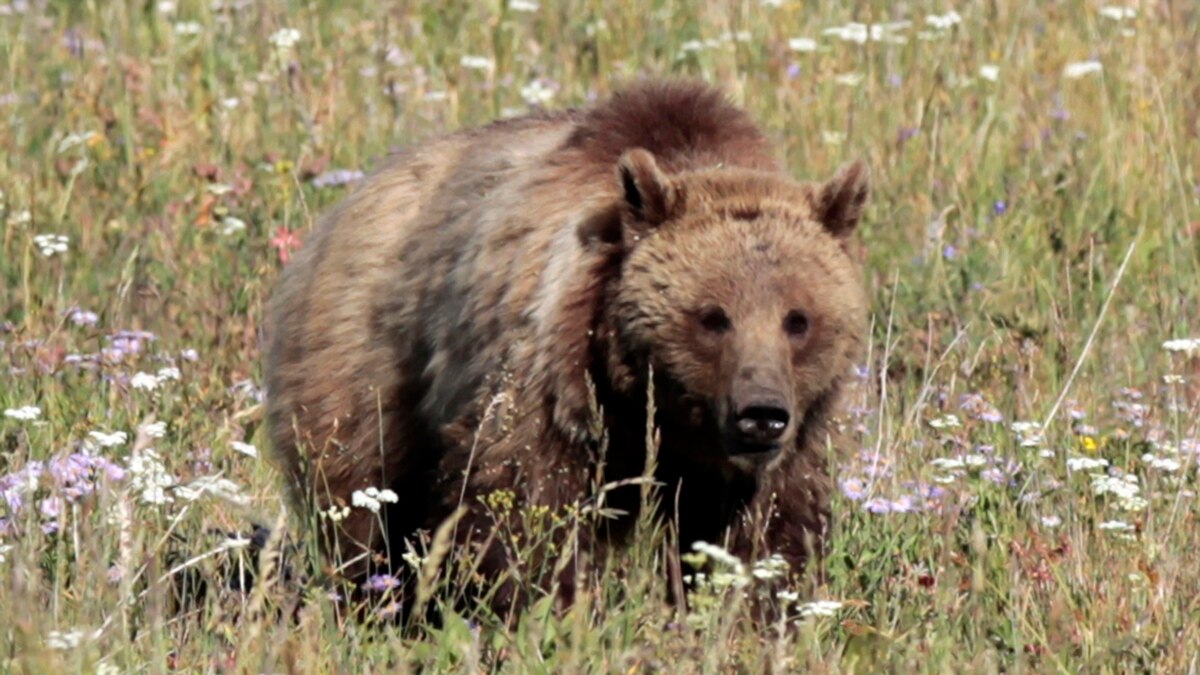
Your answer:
265,79 -> 870,620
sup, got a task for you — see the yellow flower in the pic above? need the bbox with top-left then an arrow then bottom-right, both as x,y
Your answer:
1082,436 -> 1098,453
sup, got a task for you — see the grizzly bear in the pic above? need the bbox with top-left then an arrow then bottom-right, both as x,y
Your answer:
265,79 -> 870,619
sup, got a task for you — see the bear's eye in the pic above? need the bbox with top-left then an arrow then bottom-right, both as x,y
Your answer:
698,307 -> 732,333
783,310 -> 809,337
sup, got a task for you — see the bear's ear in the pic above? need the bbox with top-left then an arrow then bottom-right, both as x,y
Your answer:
617,148 -> 676,230
815,159 -> 870,237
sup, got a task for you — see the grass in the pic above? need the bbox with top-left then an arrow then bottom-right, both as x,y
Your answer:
2,0 -> 1199,671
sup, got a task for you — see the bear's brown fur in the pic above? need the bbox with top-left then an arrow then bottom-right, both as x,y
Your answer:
265,79 -> 870,618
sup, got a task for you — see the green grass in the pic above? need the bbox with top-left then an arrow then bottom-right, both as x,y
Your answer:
2,0 -> 1199,671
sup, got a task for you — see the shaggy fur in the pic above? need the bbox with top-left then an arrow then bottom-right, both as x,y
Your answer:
265,79 -> 870,618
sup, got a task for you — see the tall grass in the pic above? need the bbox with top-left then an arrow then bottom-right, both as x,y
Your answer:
1,0 -> 1198,671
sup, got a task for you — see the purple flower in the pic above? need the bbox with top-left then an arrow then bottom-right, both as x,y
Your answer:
785,63 -> 801,79
839,477 -> 868,501
363,574 -> 400,592
64,307 -> 99,327
863,498 -> 892,514
889,496 -> 915,513
105,330 -> 156,359
942,244 -> 957,260
312,169 -> 365,188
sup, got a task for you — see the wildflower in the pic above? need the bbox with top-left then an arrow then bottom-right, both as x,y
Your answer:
175,475 -> 247,504
351,486 -> 399,513
1063,61 -> 1102,79
1163,338 -> 1200,355
4,406 -> 41,421
839,476 -> 868,501
126,448 -> 176,505
33,233 -> 69,257
798,600 -> 844,617
822,22 -> 910,45
508,0 -> 539,11
173,21 -> 202,35
44,628 -> 102,650
87,430 -> 127,448
1098,6 -> 1136,21
926,11 -> 962,29
139,421 -> 167,438
1040,515 -> 1062,528
979,64 -> 999,81
833,72 -> 864,87
931,457 -> 966,471
459,55 -> 494,71
821,130 -> 846,145
752,554 -> 789,580
321,505 -> 350,522
130,372 -> 159,391
520,79 -> 557,105
363,574 -> 401,592
787,37 -> 817,52
0,542 -> 11,563
220,216 -> 247,235
270,226 -> 303,264
312,169 -> 365,188
928,414 -> 961,430
1163,374 -> 1184,384
268,28 -> 301,49
1066,456 -> 1108,472
994,200 -> 1007,216
691,541 -> 743,569
1142,453 -> 1181,472
777,589 -> 800,603
863,498 -> 893,514
1098,520 -> 1134,532
181,348 -> 199,362
64,307 -> 99,326
230,441 -> 258,458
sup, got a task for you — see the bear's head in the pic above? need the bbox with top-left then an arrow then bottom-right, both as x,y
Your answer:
588,148 -> 870,471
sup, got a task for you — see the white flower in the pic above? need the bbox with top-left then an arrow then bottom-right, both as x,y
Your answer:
1098,520 -> 1134,532
691,540 -> 744,569
321,505 -> 350,522
1163,338 -> 1200,355
1063,61 -> 1102,79
56,131 -> 99,154
928,414 -> 961,430
33,233 -> 69,257
788,37 -> 817,52
268,28 -> 301,49
1142,453 -> 1181,472
221,216 -> 247,235
798,600 -> 844,617
931,457 -> 966,470
130,372 -> 159,391
520,79 -> 556,105
4,405 -> 41,421
0,543 -> 12,564
173,21 -> 202,35
1066,456 -> 1109,472
139,421 -> 167,438
459,55 -> 494,71
1098,6 -> 1136,21
822,21 -> 910,45
44,628 -> 101,650
776,589 -> 800,602
156,366 -> 181,383
979,64 -> 999,81
8,210 -> 31,226
157,1 -> 176,13
833,72 -> 864,87
126,448 -> 176,505
176,475 -> 247,504
230,441 -> 258,458
1040,515 -> 1062,528
760,0 -> 783,6
963,454 -> 989,468
926,11 -> 962,30
508,0 -> 539,11
88,430 -> 128,448
820,130 -> 846,145
351,486 -> 399,513
220,97 -> 240,109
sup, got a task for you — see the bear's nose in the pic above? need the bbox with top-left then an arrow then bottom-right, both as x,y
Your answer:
734,405 -> 791,445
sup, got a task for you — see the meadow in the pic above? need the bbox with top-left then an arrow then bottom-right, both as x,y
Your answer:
2,0 -> 1199,671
